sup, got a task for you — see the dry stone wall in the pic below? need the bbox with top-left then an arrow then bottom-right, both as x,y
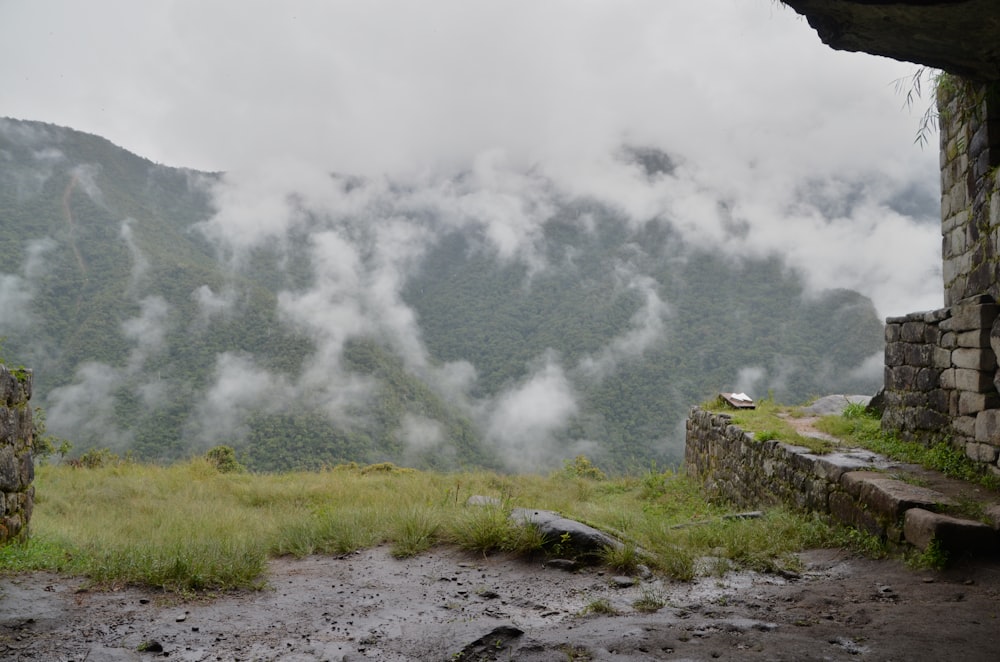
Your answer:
882,296 -> 1000,470
0,365 -> 34,544
879,81 -> 1000,474
685,408 -> 999,554
940,81 -> 1000,307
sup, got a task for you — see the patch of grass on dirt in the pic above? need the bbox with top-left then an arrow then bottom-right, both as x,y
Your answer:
4,458 -> 845,592
703,397 -> 834,454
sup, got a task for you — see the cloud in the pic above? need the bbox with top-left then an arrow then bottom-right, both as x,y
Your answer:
121,295 -> 170,372
46,362 -> 132,451
0,238 -> 57,332
191,352 -> 291,447
485,355 -> 578,471
191,284 -> 237,323
576,273 -> 670,381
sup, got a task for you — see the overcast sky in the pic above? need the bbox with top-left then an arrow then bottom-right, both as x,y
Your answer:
1,0 -> 943,316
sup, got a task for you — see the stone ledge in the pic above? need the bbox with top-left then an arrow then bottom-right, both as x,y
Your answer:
841,472 -> 954,520
686,408 -> 1000,558
903,508 -> 998,554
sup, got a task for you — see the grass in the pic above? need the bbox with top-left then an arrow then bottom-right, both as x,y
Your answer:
815,406 -> 1000,492
703,396 -> 834,454
0,457 -> 847,593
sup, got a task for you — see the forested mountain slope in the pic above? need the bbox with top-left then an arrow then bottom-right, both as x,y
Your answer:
0,118 -> 884,472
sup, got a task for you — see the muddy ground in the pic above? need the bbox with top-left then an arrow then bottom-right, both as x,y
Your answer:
2,546 -> 999,661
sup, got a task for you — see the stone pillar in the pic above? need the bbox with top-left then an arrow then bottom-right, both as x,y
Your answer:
939,79 -> 1000,306
0,365 -> 35,544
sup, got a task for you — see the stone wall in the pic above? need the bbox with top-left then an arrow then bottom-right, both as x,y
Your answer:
685,408 -> 999,553
940,81 -> 1000,307
0,365 -> 35,544
879,81 -> 1000,473
882,297 -> 1000,470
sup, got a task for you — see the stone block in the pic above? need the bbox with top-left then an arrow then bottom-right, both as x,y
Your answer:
923,307 -> 952,324
954,368 -> 995,392
958,390 -> 1000,415
953,415 -> 978,438
991,316 -> 1000,357
885,323 -> 901,343
905,344 -> 934,367
887,365 -> 918,390
975,409 -> 1000,443
944,226 -> 967,258
927,389 -> 950,412
931,346 -> 951,369
939,368 -> 957,389
0,446 -> 17,492
913,407 -> 951,430
941,253 -> 974,293
966,441 -> 999,463
851,474 -> 954,520
967,261 -> 996,298
941,331 -> 958,349
924,324 -> 942,345
903,508 -> 998,554
957,328 -> 992,348
884,342 -> 906,367
901,322 -> 926,343
915,368 -> 941,391
946,303 -> 999,333
828,490 -> 884,537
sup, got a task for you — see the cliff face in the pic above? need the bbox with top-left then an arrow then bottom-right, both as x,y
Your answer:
782,0 -> 1000,81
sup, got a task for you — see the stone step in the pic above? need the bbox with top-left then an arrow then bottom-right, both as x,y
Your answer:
903,508 -> 999,555
840,471 -> 954,520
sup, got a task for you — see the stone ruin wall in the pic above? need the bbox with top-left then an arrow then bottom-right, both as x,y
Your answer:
881,82 -> 1000,474
0,364 -> 35,544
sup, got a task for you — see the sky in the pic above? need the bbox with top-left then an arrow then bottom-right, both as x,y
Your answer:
0,0 -> 952,466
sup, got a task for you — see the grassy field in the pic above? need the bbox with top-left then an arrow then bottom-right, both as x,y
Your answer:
0,455 -> 844,593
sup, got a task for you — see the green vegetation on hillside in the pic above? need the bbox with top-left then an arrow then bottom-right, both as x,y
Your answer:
0,118 -> 885,473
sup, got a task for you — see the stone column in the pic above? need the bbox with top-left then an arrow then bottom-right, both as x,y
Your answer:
0,365 -> 35,544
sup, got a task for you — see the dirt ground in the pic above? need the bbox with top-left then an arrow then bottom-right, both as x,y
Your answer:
2,546 -> 1000,661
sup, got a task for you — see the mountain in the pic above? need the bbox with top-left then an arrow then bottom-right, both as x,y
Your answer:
0,118 -> 884,473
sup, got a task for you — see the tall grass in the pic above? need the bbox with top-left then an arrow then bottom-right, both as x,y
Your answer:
3,459 -> 842,592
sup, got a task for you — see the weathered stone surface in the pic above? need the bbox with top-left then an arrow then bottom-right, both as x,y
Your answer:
975,409 -> 1000,443
953,415 -> 978,438
842,472 -> 953,520
0,365 -> 34,545
510,508 -> 623,553
957,328 -> 992,348
903,508 -> 998,555
966,442 -> 999,464
954,368 -> 994,393
959,390 -> 1000,416
900,322 -> 926,343
952,348 -> 997,371
884,342 -> 905,367
782,0 -> 1000,81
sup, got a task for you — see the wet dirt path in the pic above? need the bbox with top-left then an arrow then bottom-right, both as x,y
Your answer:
3,546 -> 1000,661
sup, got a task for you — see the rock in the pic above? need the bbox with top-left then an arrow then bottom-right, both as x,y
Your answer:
543,559 -> 578,572
782,0 -> 1000,81
903,508 -> 999,555
799,395 -> 871,417
453,625 -> 523,661
611,576 -> 636,588
510,508 -> 623,555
